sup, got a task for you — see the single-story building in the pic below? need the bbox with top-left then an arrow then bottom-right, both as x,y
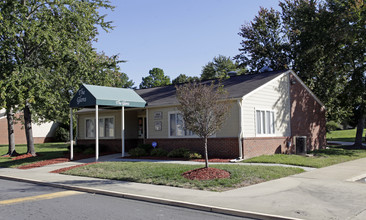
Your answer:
70,69 -> 326,160
0,109 -> 57,145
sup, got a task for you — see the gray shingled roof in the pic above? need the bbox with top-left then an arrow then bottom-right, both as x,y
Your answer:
135,70 -> 289,107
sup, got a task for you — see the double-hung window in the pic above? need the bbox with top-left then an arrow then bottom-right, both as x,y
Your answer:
85,117 -> 114,138
169,112 -> 194,137
256,110 -> 275,135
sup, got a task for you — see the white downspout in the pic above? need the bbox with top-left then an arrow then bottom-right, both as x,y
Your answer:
238,99 -> 243,159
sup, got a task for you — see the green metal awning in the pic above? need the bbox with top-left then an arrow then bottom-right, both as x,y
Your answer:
70,84 -> 146,108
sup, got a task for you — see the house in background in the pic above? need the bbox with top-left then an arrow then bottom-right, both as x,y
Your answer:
0,109 -> 57,145
71,69 -> 326,159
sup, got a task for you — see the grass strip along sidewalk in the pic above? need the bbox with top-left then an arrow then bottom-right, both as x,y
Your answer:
61,162 -> 304,191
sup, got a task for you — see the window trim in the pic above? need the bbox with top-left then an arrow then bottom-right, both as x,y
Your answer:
255,109 -> 275,136
85,116 -> 115,139
168,111 -> 197,138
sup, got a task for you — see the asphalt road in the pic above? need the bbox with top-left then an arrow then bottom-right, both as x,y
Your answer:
0,179 -> 255,220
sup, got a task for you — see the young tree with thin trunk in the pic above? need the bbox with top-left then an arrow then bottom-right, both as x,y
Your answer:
176,82 -> 231,168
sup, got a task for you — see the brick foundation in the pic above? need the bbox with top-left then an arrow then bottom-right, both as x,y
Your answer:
242,137 -> 291,159
77,139 -> 142,153
145,138 -> 239,159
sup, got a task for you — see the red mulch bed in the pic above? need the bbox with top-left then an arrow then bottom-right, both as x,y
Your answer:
12,153 -> 37,160
50,162 -> 100,173
182,167 -> 230,180
18,158 -> 70,169
124,156 -> 231,163
13,153 -> 107,170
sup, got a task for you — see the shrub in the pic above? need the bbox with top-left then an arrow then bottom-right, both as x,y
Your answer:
184,152 -> 202,159
83,148 -> 95,155
167,148 -> 190,158
326,121 -> 341,132
138,144 -> 153,154
129,147 -> 148,157
150,148 -> 168,157
54,126 -> 69,142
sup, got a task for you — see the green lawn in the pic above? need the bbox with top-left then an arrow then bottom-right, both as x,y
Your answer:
243,145 -> 366,168
0,142 -> 68,168
327,128 -> 366,143
62,162 -> 304,191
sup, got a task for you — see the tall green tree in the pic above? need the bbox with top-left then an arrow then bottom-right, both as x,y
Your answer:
201,55 -> 246,80
0,0 -> 117,155
235,7 -> 290,72
172,74 -> 200,84
236,0 -> 365,147
139,68 -> 171,89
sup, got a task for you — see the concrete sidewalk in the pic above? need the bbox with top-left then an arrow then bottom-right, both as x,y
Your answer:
1,154 -> 366,220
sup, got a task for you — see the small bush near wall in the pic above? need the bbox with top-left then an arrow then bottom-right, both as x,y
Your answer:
129,147 -> 148,157
83,148 -> 95,154
55,126 -> 69,142
184,152 -> 202,159
150,148 -> 168,157
138,144 -> 154,154
326,121 -> 341,132
167,148 -> 190,158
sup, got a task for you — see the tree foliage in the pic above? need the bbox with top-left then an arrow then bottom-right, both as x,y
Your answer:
201,55 -> 246,80
176,82 -> 231,168
172,74 -> 200,84
0,0 -> 128,155
139,68 -> 171,89
236,0 -> 366,147
235,7 -> 290,72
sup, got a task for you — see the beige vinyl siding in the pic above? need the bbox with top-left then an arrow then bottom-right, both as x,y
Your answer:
147,106 -> 179,138
242,73 -> 291,137
77,109 -> 138,139
216,101 -> 239,137
147,103 -> 239,138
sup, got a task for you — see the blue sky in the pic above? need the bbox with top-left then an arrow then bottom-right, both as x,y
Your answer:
94,0 -> 281,86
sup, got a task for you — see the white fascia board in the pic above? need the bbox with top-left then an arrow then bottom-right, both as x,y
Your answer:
242,70 -> 290,101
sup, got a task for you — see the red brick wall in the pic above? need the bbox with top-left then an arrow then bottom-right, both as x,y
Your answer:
242,137 -> 291,159
77,139 -> 141,152
145,138 -> 239,158
0,114 -> 54,145
290,74 -> 327,150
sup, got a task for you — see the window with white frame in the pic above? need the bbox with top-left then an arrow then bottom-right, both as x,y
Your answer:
256,110 -> 275,135
85,117 -> 114,138
169,112 -> 194,137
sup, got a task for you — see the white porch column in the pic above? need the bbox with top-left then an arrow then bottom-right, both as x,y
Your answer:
70,108 -> 73,161
121,106 -> 125,157
95,105 -> 99,161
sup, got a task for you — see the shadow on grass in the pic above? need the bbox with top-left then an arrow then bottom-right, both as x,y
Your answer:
0,150 -> 68,168
312,145 -> 366,157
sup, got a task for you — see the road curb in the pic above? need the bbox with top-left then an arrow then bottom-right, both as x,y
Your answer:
0,175 -> 302,220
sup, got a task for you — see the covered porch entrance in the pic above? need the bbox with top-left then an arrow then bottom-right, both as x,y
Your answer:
69,84 -> 146,161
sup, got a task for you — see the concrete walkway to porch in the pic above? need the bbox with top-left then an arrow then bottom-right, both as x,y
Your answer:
1,153 -> 366,220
